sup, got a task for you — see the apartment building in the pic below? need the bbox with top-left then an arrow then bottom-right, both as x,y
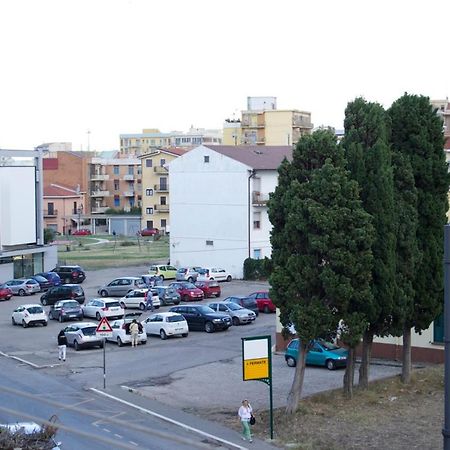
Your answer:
140,148 -> 187,232
223,96 -> 313,146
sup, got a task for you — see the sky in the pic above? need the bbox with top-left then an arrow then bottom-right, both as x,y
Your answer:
0,0 -> 449,152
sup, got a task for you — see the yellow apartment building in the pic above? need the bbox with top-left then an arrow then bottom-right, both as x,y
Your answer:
140,148 -> 187,232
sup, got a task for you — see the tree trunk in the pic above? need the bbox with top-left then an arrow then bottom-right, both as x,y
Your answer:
401,325 -> 412,384
343,347 -> 356,399
286,341 -> 308,414
358,330 -> 373,389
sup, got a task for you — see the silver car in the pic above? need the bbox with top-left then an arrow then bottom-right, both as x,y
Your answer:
97,277 -> 146,297
175,267 -> 200,282
5,278 -> 41,296
207,301 -> 256,326
62,322 -> 104,350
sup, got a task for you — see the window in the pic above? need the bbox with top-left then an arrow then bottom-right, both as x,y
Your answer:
160,159 -> 166,166
47,202 -> 54,215
113,165 -> 119,175
204,155 -> 210,163
114,195 -> 120,207
147,221 -> 153,228
146,159 -> 153,168
160,196 -> 167,205
128,166 -> 134,175
146,207 -> 153,215
114,180 -> 120,191
253,249 -> 261,259
146,189 -> 153,196
206,240 -> 214,246
253,212 -> 261,229
161,219 -> 167,228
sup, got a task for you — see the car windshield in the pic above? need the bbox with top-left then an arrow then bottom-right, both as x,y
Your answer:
227,303 -> 243,311
197,306 -> 215,314
197,269 -> 207,274
27,306 -> 43,314
177,268 -> 187,273
318,340 -> 340,351
81,326 -> 97,336
167,315 -> 185,323
62,301 -> 79,308
105,301 -> 120,308
183,283 -> 196,289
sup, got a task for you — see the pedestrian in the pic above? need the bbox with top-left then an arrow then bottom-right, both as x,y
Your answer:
129,319 -> 140,347
57,329 -> 67,362
145,289 -> 154,312
238,399 -> 253,442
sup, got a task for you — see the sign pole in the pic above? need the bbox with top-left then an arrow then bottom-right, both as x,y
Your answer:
268,336 -> 273,440
103,338 -> 106,389
96,317 -> 113,390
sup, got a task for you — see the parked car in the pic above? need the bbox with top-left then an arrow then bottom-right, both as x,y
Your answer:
72,228 -> 92,236
169,304 -> 232,333
142,312 -> 189,339
97,277 -> 146,297
148,264 -> 177,280
48,300 -> 83,322
195,280 -> 221,298
140,228 -> 159,236
35,272 -> 62,287
247,291 -> 276,313
12,304 -> 48,328
140,274 -> 164,287
0,422 -> 61,449
119,288 -> 160,310
40,284 -> 85,306
196,268 -> 232,282
51,265 -> 86,284
62,322 -> 104,350
0,283 -> 13,301
31,275 -> 52,292
4,278 -> 40,296
154,286 -> 181,306
285,338 -> 348,370
82,298 -> 124,320
175,267 -> 200,282
168,282 -> 204,302
106,313 -> 147,346
222,296 -> 259,316
207,301 -> 256,326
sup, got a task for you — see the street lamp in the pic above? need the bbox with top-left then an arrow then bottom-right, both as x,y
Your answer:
77,204 -> 83,231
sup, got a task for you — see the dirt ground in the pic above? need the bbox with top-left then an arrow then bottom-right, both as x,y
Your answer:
197,365 -> 444,449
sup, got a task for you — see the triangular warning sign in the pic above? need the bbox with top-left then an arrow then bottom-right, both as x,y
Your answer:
96,317 -> 113,333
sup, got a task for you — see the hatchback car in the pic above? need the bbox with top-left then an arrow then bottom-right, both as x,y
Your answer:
169,304 -> 232,333
97,277 -> 146,297
140,228 -> 159,236
247,291 -> 276,313
142,312 -> 189,339
207,301 -> 256,326
48,300 -> 83,322
0,284 -> 13,301
35,272 -> 62,287
62,322 -> 104,350
222,296 -> 259,316
5,279 -> 40,296
285,338 -> 348,370
31,275 -> 52,292
196,268 -> 232,282
106,313 -> 147,346
12,304 -> 48,328
119,289 -> 160,310
40,284 -> 85,306
153,286 -> 181,306
72,228 -> 92,236
168,282 -> 204,302
195,280 -> 221,298
82,298 -> 124,320
148,264 -> 177,280
175,267 -> 200,282
51,265 -> 86,284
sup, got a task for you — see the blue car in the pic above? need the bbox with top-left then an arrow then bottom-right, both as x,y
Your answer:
285,338 -> 348,370
35,272 -> 62,287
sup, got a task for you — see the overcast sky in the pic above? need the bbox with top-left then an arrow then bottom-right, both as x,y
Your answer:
1,0 -> 448,151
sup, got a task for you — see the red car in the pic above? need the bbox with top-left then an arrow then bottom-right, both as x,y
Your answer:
195,280 -> 221,298
168,282 -> 204,302
0,284 -> 13,301
140,228 -> 159,236
72,228 -> 92,236
247,291 -> 276,313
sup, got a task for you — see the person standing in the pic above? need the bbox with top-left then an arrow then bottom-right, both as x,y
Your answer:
57,329 -> 67,362
145,289 -> 154,311
238,399 -> 253,442
129,319 -> 140,347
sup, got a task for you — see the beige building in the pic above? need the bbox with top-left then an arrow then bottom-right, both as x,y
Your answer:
140,148 -> 187,232
223,96 -> 313,146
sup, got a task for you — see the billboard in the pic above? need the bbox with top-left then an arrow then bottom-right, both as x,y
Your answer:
242,335 -> 270,381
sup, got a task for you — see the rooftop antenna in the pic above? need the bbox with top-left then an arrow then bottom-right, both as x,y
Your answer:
87,129 -> 91,153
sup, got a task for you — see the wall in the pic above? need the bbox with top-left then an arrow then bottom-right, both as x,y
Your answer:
264,111 -> 293,145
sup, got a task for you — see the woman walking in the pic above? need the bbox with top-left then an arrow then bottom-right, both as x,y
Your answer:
238,399 -> 253,442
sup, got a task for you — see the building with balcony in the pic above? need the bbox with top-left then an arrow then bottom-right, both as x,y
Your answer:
223,96 -> 313,146
139,148 -> 187,233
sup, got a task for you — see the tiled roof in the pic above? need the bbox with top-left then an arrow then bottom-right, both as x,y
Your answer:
44,184 -> 80,197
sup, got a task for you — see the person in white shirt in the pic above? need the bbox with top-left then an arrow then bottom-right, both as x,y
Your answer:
238,399 -> 253,442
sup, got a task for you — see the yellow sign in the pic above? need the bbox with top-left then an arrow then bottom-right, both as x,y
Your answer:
244,357 -> 269,380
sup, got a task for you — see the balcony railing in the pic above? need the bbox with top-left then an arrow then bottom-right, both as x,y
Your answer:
154,204 -> 169,212
43,209 -> 58,217
154,166 -> 168,173
91,190 -> 110,197
252,191 -> 270,205
154,184 -> 169,192
90,173 -> 109,181
91,206 -> 108,214
123,174 -> 135,181
123,191 -> 136,197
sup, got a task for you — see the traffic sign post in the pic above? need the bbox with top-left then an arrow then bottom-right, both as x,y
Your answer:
96,317 -> 113,388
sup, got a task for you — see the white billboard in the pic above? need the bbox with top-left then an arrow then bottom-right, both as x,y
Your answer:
0,166 -> 37,245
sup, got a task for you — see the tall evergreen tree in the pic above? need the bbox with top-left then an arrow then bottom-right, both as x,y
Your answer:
342,98 -> 397,389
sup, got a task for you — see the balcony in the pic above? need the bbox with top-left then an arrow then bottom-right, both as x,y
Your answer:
90,173 -> 109,181
292,119 -> 314,129
154,204 -> 169,213
123,191 -> 136,197
91,206 -> 108,214
154,184 -> 169,192
91,190 -> 110,197
123,174 -> 135,181
44,209 -> 58,217
252,191 -> 270,206
154,166 -> 168,173
256,136 -> 265,144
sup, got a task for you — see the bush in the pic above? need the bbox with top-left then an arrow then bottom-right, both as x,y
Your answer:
120,241 -> 135,247
43,228 -> 56,244
243,257 -> 273,280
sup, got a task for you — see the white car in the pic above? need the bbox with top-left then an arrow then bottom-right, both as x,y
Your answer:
142,312 -> 189,340
106,314 -> 147,346
196,268 -> 232,282
82,298 -> 124,320
119,289 -> 160,310
11,304 -> 48,328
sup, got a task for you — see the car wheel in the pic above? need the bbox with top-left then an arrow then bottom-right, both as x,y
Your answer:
48,311 -> 53,320
96,312 -> 101,321
232,316 -> 240,326
174,300 -> 180,305
22,320 -> 28,328
41,298 -> 48,306
43,321 -> 48,327
181,333 -> 188,338
264,305 -> 270,314
18,289 -> 25,296
226,275 -> 232,282
160,329 -> 167,340
100,290 -> 108,297
11,317 -> 16,326
141,340 -> 147,345
209,278 -> 214,281
183,295 -> 189,302
117,337 -> 123,347
59,315 -> 64,323
160,275 -> 164,281
286,356 -> 296,367
74,340 -> 80,351
204,321 -> 214,333
187,277 -> 193,283
120,302 -> 126,309
139,303 -> 146,311
326,359 -> 336,370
